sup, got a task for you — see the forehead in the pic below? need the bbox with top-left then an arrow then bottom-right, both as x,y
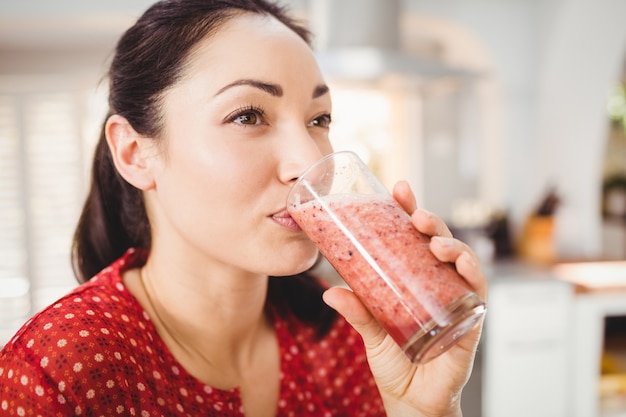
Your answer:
179,12 -> 324,89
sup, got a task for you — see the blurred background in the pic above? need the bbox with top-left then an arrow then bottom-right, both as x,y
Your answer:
1,0 -> 625,416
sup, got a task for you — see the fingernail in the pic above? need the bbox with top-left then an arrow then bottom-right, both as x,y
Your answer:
432,236 -> 454,247
462,251 -> 478,268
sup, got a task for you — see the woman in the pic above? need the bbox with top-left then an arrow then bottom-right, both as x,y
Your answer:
0,0 -> 487,416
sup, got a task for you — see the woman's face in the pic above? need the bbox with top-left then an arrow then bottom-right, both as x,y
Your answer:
146,12 -> 333,276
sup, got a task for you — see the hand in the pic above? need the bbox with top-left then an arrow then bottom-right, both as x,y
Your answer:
322,180 -> 487,417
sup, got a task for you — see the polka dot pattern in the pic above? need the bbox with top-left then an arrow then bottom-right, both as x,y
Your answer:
0,249 -> 385,416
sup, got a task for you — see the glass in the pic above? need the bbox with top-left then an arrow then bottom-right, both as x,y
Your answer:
287,151 -> 486,363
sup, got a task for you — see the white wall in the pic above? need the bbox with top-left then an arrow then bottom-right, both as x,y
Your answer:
405,0 -> 626,258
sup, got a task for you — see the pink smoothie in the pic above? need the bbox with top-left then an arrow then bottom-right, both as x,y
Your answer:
289,193 -> 474,347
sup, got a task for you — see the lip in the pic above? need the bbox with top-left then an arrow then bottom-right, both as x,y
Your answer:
271,209 -> 302,232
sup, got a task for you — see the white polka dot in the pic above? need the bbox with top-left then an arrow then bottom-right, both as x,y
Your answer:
104,312 -> 113,319
75,406 -> 82,415
141,411 -> 150,417
172,366 -> 180,375
57,394 -> 66,404
137,382 -> 145,391
53,303 -> 63,309
195,395 -> 204,404
86,389 -> 95,399
213,403 -> 223,411
43,323 -> 53,330
130,339 -> 137,347
40,357 -> 49,368
152,371 -> 161,380
203,385 -> 213,394
57,339 -> 67,348
65,313 -> 75,319
79,330 -> 89,337
73,297 -> 82,303
176,404 -> 184,412
116,405 -> 124,414
106,380 -> 115,388
35,385 -> 44,396
73,362 -> 83,372
20,375 -> 28,385
26,339 -> 34,348
157,398 -> 165,406
179,387 -> 188,397
86,309 -> 95,315
100,328 -> 110,335
116,283 -> 124,291
111,295 -> 120,302
121,314 -> 130,322
114,352 -> 122,360
94,353 -> 104,362
1,400 -> 7,410
17,406 -> 25,416
58,381 -> 66,392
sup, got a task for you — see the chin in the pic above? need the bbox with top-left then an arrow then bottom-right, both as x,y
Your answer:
271,248 -> 319,277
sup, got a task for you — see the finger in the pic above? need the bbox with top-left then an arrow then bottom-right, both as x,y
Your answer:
392,180 -> 417,214
411,208 -> 453,238
430,236 -> 488,300
322,287 -> 388,349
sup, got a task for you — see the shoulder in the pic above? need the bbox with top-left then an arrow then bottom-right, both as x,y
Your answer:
5,249 -> 147,351
0,250 -> 152,413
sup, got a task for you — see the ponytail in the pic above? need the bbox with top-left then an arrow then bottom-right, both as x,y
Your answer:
71,124 -> 150,282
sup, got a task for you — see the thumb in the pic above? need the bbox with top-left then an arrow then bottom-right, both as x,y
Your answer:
323,287 -> 417,397
323,287 -> 386,348
322,287 -> 390,351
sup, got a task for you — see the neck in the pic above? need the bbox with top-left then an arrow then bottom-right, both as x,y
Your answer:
134,253 -> 272,386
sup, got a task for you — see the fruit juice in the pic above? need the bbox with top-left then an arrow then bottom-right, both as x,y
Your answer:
289,192 -> 479,359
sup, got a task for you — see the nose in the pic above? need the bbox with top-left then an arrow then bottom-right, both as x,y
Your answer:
278,128 -> 330,184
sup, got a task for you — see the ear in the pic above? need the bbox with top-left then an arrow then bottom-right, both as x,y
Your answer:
105,114 -> 156,191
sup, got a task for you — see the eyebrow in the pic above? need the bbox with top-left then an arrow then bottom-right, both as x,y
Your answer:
215,78 -> 329,99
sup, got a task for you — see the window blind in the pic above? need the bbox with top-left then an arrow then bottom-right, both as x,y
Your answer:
0,86 -> 105,346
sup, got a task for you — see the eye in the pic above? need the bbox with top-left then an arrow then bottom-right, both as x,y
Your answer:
308,113 -> 332,129
225,105 -> 266,126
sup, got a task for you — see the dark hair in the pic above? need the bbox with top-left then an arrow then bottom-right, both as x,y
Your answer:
72,0 -> 336,336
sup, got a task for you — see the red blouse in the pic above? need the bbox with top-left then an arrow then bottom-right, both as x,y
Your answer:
0,249 -> 385,416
